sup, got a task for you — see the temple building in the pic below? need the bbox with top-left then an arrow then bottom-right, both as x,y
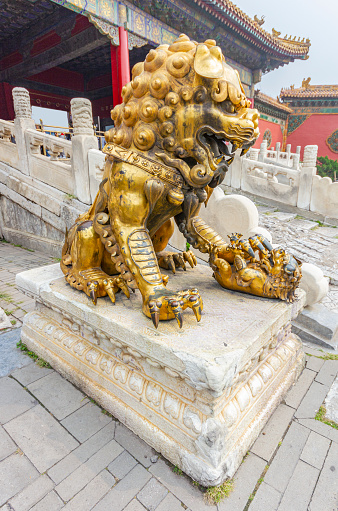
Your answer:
0,0 -> 310,130
252,90 -> 292,151
280,81 -> 338,159
251,80 -> 338,160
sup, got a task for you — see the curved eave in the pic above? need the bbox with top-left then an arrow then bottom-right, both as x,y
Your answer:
255,92 -> 293,113
192,0 -> 310,60
281,87 -> 338,100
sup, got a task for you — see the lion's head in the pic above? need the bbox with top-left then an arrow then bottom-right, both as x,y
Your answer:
106,34 -> 259,189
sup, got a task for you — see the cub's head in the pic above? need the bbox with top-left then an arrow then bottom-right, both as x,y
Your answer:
106,34 -> 259,188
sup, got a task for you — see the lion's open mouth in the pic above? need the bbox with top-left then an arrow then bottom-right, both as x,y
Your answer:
197,127 -> 237,169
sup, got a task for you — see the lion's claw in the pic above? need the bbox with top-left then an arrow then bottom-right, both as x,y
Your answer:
65,268 -> 129,305
148,299 -> 162,329
146,288 -> 203,328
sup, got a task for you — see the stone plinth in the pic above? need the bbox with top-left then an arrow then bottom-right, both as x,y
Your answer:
17,264 -> 305,486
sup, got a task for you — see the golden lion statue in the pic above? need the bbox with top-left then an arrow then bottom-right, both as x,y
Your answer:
61,34 -> 301,328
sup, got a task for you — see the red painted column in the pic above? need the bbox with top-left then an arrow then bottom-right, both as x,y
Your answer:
118,26 -> 130,98
0,82 -> 14,120
110,44 -> 120,107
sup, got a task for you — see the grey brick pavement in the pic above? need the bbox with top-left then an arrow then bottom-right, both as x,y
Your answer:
1,243 -> 338,510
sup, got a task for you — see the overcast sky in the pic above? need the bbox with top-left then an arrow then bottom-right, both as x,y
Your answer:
236,0 -> 338,98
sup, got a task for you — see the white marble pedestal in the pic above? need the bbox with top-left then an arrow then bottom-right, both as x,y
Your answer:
17,264 -> 305,486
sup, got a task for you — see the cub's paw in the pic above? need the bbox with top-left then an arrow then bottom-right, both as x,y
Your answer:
156,250 -> 197,273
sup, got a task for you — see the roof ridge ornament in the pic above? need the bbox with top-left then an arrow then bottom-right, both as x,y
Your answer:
302,77 -> 311,89
253,14 -> 265,26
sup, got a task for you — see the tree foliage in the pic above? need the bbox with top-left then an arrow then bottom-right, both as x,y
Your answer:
316,156 -> 338,180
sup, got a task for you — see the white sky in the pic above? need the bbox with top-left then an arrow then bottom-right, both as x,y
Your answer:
236,0 -> 338,98
32,106 -> 68,129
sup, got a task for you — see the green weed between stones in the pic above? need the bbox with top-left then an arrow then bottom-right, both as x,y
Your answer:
87,397 -> 113,418
172,465 -> 183,476
306,352 -> 338,361
0,292 -> 13,303
245,465 -> 269,509
64,193 -> 77,200
13,243 -> 34,252
315,406 -> 338,430
204,479 -> 234,505
16,340 -> 52,368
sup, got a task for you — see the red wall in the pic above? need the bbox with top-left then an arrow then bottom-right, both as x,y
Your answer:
286,114 -> 338,160
253,118 -> 284,149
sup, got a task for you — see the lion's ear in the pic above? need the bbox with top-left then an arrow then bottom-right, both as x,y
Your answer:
194,44 -> 223,79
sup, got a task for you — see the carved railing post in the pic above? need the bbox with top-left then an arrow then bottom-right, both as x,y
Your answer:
258,141 -> 267,162
70,98 -> 98,204
297,145 -> 318,210
12,87 -> 35,175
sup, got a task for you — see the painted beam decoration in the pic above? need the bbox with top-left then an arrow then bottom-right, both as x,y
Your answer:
50,0 -> 254,96
50,0 -> 179,46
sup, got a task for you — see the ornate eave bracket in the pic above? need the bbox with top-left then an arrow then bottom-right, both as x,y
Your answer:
88,13 -> 148,50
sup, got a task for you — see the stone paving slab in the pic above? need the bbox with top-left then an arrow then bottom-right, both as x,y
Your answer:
149,458 -> 217,511
277,459 -> 319,511
284,367 -> 316,409
11,361 -> 53,386
300,430 -> 331,470
27,372 -> 89,420
308,442 -> 338,511
0,329 -> 31,377
114,424 -> 156,469
294,381 -> 329,419
0,376 -> 37,424
4,405 -> 79,473
54,439 -> 122,501
92,464 -> 151,511
62,470 -> 115,511
154,493 -> 185,511
0,453 -> 40,506
250,403 -> 294,461
123,499 -> 147,511
107,451 -> 138,480
296,417 -> 338,443
306,355 -> 325,372
315,359 -> 338,387
48,422 -> 116,485
0,426 -> 16,462
7,474 -> 54,511
248,482 -> 281,511
264,422 -> 310,493
218,453 -> 266,511
136,477 -> 168,511
60,402 -> 112,443
29,490 -> 64,511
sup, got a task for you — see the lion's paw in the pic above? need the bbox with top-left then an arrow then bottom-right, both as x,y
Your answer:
145,288 -> 203,328
65,268 -> 130,305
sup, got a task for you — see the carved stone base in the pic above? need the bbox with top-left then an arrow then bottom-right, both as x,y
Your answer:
17,264 -> 305,486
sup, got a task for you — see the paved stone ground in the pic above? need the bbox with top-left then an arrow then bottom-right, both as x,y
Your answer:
1,240 -> 338,510
256,204 -> 338,314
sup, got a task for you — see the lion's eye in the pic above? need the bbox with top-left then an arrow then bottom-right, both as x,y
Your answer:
221,100 -> 235,113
